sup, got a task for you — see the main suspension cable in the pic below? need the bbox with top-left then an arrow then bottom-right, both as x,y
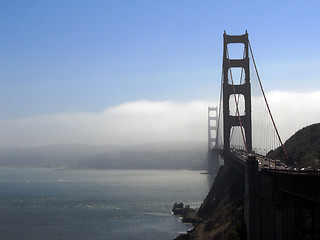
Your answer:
216,68 -> 224,148
248,41 -> 289,161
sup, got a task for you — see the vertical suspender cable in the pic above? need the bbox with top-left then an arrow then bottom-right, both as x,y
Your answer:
248,41 -> 289,161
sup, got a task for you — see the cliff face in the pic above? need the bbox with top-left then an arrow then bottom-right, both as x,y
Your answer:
175,165 -> 245,240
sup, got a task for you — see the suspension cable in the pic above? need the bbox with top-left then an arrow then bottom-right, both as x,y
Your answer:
216,69 -> 224,148
248,41 -> 289,160
225,47 -> 249,155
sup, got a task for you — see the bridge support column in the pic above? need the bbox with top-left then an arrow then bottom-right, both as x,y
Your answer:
222,31 -> 252,154
208,107 -> 219,173
244,155 -> 260,240
274,192 -> 284,240
208,107 -> 217,150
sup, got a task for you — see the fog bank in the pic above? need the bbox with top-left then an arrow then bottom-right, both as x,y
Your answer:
1,90 -> 319,149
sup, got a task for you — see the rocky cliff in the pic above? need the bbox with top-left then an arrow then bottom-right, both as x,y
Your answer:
175,165 -> 245,240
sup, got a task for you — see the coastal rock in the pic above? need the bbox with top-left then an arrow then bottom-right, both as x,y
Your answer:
172,202 -> 200,224
174,231 -> 195,240
172,202 -> 185,214
174,165 -> 245,240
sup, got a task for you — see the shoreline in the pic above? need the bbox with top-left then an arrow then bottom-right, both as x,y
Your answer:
174,165 -> 245,240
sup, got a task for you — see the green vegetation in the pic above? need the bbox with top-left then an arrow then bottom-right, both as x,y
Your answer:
270,123 -> 320,168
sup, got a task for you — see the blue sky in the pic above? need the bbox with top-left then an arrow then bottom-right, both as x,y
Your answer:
1,1 -> 320,148
1,0 -> 319,119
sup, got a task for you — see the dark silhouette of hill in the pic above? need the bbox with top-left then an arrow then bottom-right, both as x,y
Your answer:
269,123 -> 320,167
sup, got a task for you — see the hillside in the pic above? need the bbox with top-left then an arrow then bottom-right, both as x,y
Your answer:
270,123 -> 320,167
175,165 -> 245,240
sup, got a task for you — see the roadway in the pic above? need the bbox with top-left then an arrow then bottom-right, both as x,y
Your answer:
229,148 -> 320,176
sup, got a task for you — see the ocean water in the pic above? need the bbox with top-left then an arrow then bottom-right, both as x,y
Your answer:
0,168 -> 211,240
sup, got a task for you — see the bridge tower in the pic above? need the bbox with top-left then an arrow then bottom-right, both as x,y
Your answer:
207,107 -> 219,173
223,31 -> 252,154
208,107 -> 218,151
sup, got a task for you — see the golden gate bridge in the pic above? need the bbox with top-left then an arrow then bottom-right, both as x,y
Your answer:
207,31 -> 320,240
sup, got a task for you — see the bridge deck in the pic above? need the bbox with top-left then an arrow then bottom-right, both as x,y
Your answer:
215,148 -> 320,176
